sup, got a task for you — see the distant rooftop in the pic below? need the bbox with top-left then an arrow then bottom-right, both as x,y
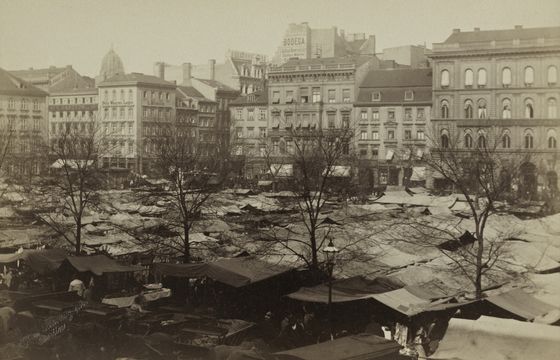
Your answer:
0,67 -> 49,97
443,25 -> 560,44
230,89 -> 268,106
194,78 -> 239,92
98,73 -> 176,87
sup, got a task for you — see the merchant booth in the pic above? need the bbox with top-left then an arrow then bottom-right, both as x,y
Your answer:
152,257 -> 297,320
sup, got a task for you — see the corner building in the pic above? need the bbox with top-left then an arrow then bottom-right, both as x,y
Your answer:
429,26 -> 560,195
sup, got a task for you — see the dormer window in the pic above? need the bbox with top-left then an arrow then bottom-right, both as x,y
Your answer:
404,91 -> 414,101
372,92 -> 381,101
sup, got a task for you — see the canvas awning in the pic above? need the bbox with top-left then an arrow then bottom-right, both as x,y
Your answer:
64,255 -> 143,276
152,257 -> 293,288
410,167 -> 426,181
431,316 -> 560,360
274,334 -> 401,360
385,149 -> 394,161
286,276 -> 403,303
0,249 -> 67,274
486,288 -> 560,324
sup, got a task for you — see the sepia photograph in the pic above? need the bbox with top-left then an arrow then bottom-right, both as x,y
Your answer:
0,0 -> 559,358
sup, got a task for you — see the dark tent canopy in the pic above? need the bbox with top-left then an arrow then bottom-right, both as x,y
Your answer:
153,257 -> 293,288
64,255 -> 143,276
274,334 -> 401,360
0,248 -> 67,274
286,276 -> 403,303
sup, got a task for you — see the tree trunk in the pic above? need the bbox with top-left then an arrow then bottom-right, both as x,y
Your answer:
76,218 -> 82,255
475,237 -> 484,299
183,222 -> 190,263
309,228 -> 319,271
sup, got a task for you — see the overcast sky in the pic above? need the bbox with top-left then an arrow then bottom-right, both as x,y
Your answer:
1,0 -> 559,77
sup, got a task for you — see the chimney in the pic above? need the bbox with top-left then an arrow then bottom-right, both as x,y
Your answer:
514,25 -> 523,30
182,62 -> 192,86
452,28 -> 461,34
474,27 -> 480,32
154,62 -> 165,79
208,59 -> 216,80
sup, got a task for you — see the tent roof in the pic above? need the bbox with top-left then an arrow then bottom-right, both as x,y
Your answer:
431,316 -> 560,360
153,257 -> 293,287
0,249 -> 67,274
286,276 -> 403,303
486,288 -> 560,323
64,255 -> 143,276
274,334 -> 401,360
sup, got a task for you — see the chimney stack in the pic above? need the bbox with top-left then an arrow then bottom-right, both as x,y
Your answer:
474,27 -> 480,32
452,28 -> 461,34
514,25 -> 523,30
208,59 -> 216,80
154,62 -> 165,79
182,62 -> 192,86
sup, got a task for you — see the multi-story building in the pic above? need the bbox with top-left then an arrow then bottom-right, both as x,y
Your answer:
354,68 -> 432,187
97,73 -> 176,173
176,85 -> 218,157
0,67 -> 48,176
162,49 -> 267,95
429,25 -> 560,195
266,56 -> 382,180
272,22 -> 376,65
229,90 -> 269,178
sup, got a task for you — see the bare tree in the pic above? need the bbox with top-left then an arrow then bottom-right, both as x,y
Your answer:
385,127 -> 527,298
263,117 -> 356,273
37,120 -> 112,255
137,122 -> 229,263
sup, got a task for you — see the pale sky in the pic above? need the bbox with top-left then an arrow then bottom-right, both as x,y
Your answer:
1,0 -> 559,77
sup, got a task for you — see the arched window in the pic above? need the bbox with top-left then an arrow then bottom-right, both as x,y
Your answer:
441,130 -> 450,149
548,98 -> 557,119
525,99 -> 534,119
502,67 -> 512,86
464,132 -> 473,148
464,99 -> 474,118
441,100 -> 449,119
441,70 -> 450,87
477,99 -> 487,119
477,68 -> 487,86
548,66 -> 558,85
478,133 -> 486,148
524,66 -> 534,86
502,98 -> 512,119
502,132 -> 511,149
549,136 -> 557,149
465,69 -> 474,87
524,131 -> 534,149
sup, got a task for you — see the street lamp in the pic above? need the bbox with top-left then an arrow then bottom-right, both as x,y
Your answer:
323,238 -> 339,340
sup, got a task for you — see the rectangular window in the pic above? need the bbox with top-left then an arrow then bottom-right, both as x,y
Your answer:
404,130 -> 412,140
312,87 -> 321,103
259,127 -> 266,137
327,113 -> 335,128
342,89 -> 350,103
272,91 -> 280,104
372,131 -> 379,140
388,110 -> 395,121
128,123 -> 133,134
300,87 -> 309,103
272,140 -> 279,153
342,113 -> 350,128
236,127 -> 243,138
248,109 -> 254,121
405,108 -> 412,121
417,131 -> 425,140
388,130 -> 395,140
285,112 -> 293,126
119,108 -> 125,118
372,92 -> 381,101
417,108 -> 425,120
286,90 -> 294,103
372,111 -> 379,120
259,109 -> 266,120
360,130 -> 368,140
247,127 -> 254,137
328,89 -> 336,103
404,91 -> 414,101
360,111 -> 368,120
236,108 -> 242,119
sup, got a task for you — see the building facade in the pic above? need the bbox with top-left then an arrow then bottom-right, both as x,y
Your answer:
0,67 -> 48,176
229,90 -> 269,178
272,22 -> 376,65
354,68 -> 432,187
97,73 -> 176,174
429,25 -> 560,195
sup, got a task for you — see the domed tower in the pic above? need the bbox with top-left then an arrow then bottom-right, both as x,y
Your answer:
97,47 -> 125,83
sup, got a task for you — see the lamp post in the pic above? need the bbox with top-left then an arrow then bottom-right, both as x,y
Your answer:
323,238 -> 339,340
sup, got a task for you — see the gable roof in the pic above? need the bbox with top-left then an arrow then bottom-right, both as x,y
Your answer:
49,74 -> 97,95
0,67 -> 49,97
98,72 -> 176,88
356,68 -> 432,105
194,78 -> 238,92
443,26 -> 560,44
9,66 -> 67,80
65,255 -> 143,275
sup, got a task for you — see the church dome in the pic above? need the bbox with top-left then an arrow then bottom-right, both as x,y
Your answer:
99,47 -> 125,81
